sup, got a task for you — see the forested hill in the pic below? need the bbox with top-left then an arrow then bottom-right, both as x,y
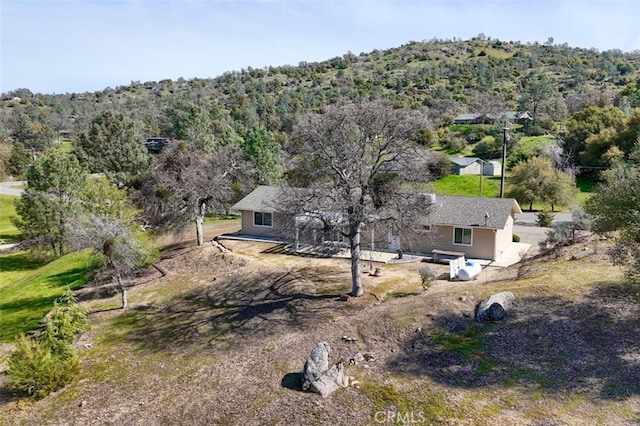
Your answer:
2,36 -> 640,177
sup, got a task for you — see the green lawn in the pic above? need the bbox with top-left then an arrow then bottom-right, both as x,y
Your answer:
575,176 -> 595,205
0,194 -> 21,244
432,173 -> 593,212
518,135 -> 556,149
0,250 -> 101,343
1,193 -> 102,342
433,175 -> 502,198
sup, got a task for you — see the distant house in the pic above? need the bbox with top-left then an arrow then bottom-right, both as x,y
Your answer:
453,111 -> 532,126
452,157 -> 482,175
481,160 -> 502,176
230,186 -> 521,261
500,111 -> 533,123
452,157 -> 501,176
453,113 -> 487,125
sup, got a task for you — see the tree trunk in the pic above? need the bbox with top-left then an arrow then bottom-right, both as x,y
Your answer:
195,201 -> 206,246
350,225 -> 363,297
195,216 -> 204,246
117,273 -> 127,309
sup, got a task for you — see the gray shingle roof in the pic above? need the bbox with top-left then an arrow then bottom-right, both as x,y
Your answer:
451,157 -> 479,167
454,113 -> 482,121
427,195 -> 521,229
232,186 -> 521,230
230,185 -> 282,213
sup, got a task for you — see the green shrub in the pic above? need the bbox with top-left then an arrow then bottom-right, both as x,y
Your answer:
440,133 -> 466,153
7,290 -> 87,398
8,335 -> 79,399
512,234 -> 521,242
537,210 -> 554,227
44,291 -> 89,345
428,152 -> 453,179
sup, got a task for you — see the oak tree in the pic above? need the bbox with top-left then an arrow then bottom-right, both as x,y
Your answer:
586,163 -> 640,281
507,156 -> 577,211
135,141 -> 251,246
286,102 -> 432,297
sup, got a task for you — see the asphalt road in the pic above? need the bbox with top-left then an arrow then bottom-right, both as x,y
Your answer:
515,211 -> 573,225
0,180 -> 24,197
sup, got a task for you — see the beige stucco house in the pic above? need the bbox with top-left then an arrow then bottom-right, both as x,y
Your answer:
230,186 -> 522,261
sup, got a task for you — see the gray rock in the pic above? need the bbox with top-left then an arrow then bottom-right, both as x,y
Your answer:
301,342 -> 330,391
300,342 -> 348,398
353,352 -> 365,363
488,302 -> 506,321
474,291 -> 515,322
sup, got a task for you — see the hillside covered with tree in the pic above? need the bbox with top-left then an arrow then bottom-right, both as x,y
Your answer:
2,36 -> 640,182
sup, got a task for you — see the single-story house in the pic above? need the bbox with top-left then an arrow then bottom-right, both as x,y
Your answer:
453,111 -> 533,126
453,113 -> 486,125
404,195 -> 521,260
452,157 -> 501,176
230,186 -> 522,261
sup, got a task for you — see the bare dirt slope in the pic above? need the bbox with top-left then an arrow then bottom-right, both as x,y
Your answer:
1,224 -> 639,425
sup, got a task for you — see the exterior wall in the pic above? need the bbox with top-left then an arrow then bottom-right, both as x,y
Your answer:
455,162 -> 482,176
494,215 -> 515,258
239,210 -> 287,237
239,209 -> 515,261
483,162 -> 502,176
402,225 -> 497,260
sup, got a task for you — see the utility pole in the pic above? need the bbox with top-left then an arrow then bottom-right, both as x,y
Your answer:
478,159 -> 484,197
499,127 -> 509,198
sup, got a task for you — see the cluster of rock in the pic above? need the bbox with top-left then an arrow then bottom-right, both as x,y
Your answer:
297,292 -> 515,398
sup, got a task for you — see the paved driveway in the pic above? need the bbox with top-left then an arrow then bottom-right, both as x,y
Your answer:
515,211 -> 573,225
0,181 -> 24,197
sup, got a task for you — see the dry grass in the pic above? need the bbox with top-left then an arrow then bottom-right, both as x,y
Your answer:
1,225 -> 639,425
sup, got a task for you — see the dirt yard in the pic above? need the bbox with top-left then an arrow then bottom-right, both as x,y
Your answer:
1,222 -> 639,425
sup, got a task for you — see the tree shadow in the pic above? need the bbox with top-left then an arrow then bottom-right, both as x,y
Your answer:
388,280 -> 640,400
118,266 -> 351,354
0,251 -> 48,272
47,267 -> 91,287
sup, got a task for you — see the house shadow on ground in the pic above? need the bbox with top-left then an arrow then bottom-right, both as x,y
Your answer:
387,281 -> 640,401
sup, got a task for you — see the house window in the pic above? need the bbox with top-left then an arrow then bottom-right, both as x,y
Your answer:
254,211 -> 272,227
454,227 -> 472,246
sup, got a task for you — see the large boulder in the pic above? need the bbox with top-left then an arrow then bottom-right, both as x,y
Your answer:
300,342 -> 349,398
474,291 -> 515,322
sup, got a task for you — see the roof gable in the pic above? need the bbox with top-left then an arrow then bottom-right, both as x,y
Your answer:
451,157 -> 479,167
230,185 -> 282,213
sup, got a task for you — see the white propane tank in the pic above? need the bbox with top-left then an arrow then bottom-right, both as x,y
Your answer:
458,260 -> 482,281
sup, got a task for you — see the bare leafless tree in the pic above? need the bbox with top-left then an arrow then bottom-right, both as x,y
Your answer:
285,102 -> 433,297
67,215 -> 156,309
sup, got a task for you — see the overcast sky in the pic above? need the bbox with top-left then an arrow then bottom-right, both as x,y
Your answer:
1,0 -> 639,95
